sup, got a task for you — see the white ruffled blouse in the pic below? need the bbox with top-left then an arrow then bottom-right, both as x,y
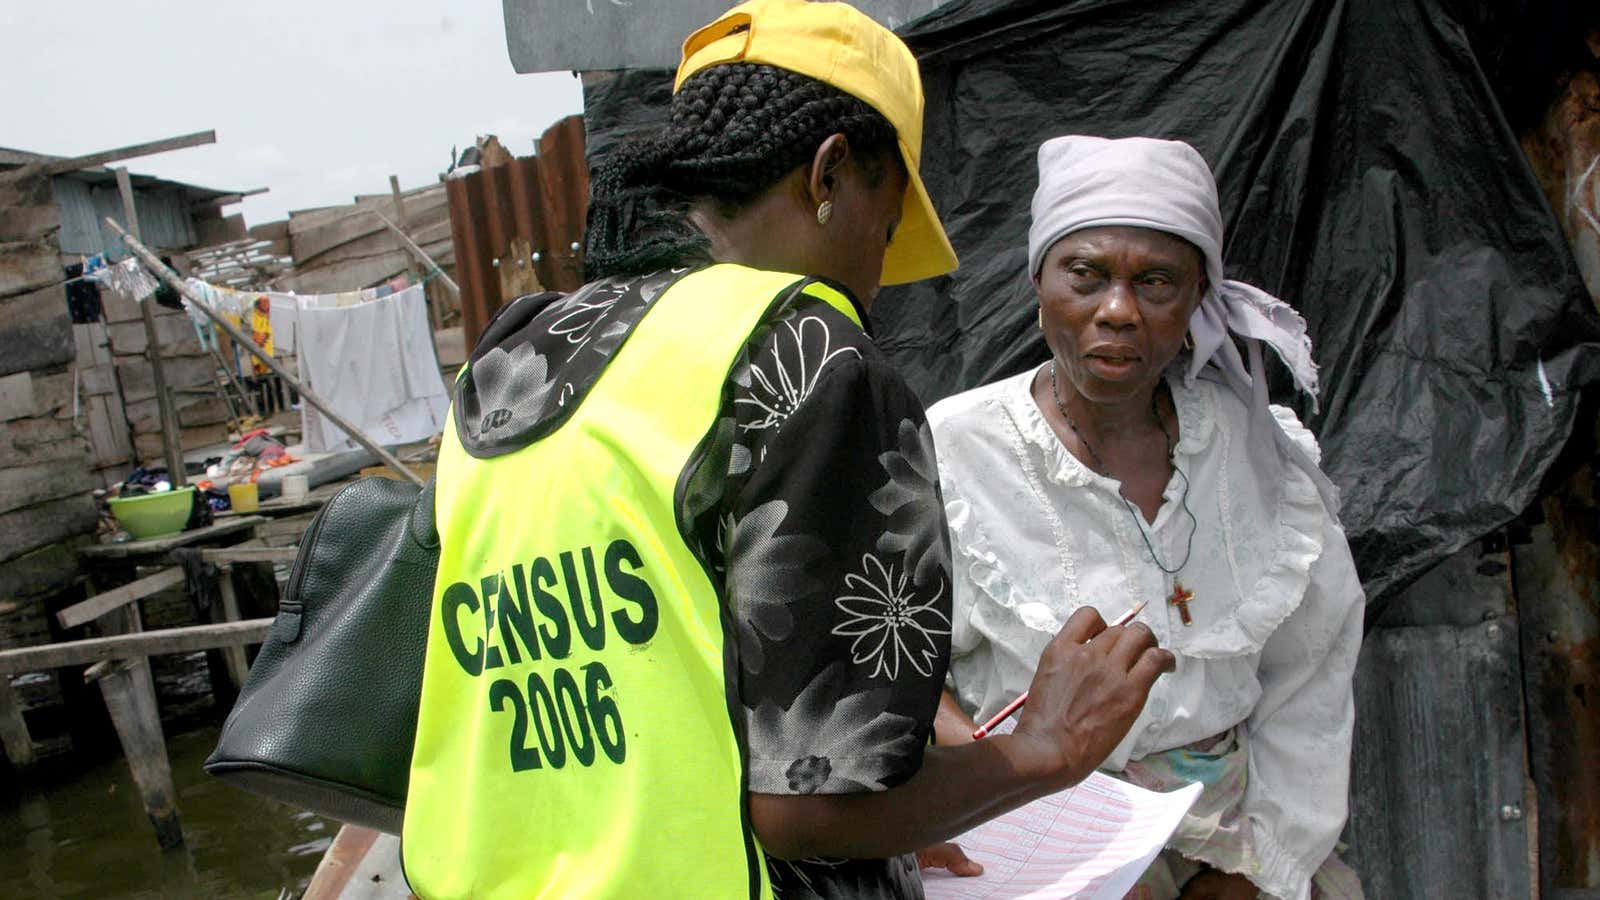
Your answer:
927,366 -> 1365,900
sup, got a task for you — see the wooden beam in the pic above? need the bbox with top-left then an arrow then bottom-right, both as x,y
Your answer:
56,567 -> 185,630
2,130 -> 217,182
190,188 -> 269,211
106,220 -> 426,486
199,546 -> 299,564
0,619 -> 274,674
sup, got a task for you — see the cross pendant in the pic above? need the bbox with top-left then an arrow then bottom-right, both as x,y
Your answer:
1168,580 -> 1195,626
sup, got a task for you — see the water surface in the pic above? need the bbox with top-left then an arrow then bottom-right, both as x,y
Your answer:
0,726 -> 338,898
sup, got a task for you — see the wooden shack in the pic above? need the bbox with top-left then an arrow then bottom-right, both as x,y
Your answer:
0,142 -> 253,746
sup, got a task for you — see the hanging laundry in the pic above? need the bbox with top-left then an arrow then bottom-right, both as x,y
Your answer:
153,256 -> 183,310
295,284 -> 448,453
98,257 -> 160,300
63,262 -> 103,323
248,295 -> 275,375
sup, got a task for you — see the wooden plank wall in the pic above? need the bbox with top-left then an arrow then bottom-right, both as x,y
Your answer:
0,169 -> 99,717
279,182 -> 456,311
94,283 -> 231,468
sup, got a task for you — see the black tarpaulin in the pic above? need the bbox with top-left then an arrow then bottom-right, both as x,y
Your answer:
582,0 -> 1600,611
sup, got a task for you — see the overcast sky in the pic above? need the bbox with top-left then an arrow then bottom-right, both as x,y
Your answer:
4,0 -> 585,226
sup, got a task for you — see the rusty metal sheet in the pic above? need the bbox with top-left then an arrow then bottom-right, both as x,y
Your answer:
445,115 -> 589,353
1514,453 -> 1600,895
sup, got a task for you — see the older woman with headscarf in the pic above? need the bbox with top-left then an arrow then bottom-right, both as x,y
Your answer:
928,136 -> 1366,900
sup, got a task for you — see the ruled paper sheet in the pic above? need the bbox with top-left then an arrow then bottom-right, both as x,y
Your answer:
921,723 -> 1202,900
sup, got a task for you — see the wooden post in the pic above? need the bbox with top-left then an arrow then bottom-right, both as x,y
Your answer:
214,564 -> 249,689
105,220 -> 426,486
390,175 -> 440,330
115,167 -> 187,487
87,602 -> 183,849
0,678 -> 36,771
87,657 -> 183,849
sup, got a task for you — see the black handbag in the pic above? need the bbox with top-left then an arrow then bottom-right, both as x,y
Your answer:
204,475 -> 437,834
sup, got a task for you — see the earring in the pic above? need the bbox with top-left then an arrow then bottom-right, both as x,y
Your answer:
1038,308 -> 1044,329
816,201 -> 833,226
1184,331 -> 1195,350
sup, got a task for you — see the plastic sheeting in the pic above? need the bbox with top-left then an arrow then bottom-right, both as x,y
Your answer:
582,0 -> 1600,611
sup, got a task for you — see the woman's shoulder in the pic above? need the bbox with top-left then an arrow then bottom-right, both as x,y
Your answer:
1178,374 -> 1323,464
927,369 -> 1034,435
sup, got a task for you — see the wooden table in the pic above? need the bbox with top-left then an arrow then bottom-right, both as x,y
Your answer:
77,516 -> 268,560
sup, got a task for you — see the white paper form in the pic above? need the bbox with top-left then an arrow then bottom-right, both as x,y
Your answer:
922,722 -> 1202,900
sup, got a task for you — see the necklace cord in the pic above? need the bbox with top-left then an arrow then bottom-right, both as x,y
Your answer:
1049,361 -> 1198,574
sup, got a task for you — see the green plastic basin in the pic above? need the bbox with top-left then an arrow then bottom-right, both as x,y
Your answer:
108,487 -> 195,540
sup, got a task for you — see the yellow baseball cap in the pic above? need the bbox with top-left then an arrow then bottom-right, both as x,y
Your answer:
675,0 -> 959,286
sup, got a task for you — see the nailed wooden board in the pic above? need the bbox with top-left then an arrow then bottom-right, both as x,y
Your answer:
0,207 -> 59,244
0,313 -> 74,379
73,321 -> 115,368
115,354 -> 216,404
280,251 -> 414,296
0,175 -> 57,243
290,190 -> 449,263
127,394 -> 230,434
0,459 -> 93,518
0,238 -> 62,300
132,424 -> 227,463
0,285 -> 74,376
2,370 -> 76,423
86,392 -> 133,468
0,417 -> 90,469
0,541 -> 82,608
56,567 -> 185,630
0,493 -> 98,564
0,373 -> 33,423
105,314 -> 203,358
249,220 -> 290,242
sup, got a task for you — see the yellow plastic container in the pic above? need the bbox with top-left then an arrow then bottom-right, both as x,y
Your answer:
227,482 -> 260,514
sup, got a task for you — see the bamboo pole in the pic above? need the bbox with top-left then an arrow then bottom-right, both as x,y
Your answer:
116,167 -> 188,487
369,209 -> 461,296
105,219 -> 426,486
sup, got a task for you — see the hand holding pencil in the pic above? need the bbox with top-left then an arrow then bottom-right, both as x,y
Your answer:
972,600 -> 1150,738
983,604 -> 1175,791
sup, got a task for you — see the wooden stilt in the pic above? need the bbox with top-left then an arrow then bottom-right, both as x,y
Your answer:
86,603 -> 183,849
214,564 -> 249,689
87,656 -> 183,848
0,678 -> 36,771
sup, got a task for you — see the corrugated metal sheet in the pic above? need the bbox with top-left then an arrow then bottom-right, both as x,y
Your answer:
446,115 -> 589,352
53,176 -> 197,258
1345,540 -> 1536,897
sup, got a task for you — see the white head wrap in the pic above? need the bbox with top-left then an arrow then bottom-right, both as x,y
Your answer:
1028,135 -> 1339,513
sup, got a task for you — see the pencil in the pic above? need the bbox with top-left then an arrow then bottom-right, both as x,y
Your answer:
970,599 -> 1150,740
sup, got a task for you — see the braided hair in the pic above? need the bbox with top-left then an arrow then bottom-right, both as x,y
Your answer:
584,63 -> 901,281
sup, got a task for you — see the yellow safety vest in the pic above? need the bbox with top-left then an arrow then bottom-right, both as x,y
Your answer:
403,265 -> 864,899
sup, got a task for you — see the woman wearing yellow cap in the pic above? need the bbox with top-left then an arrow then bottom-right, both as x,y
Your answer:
402,2 -> 1173,897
